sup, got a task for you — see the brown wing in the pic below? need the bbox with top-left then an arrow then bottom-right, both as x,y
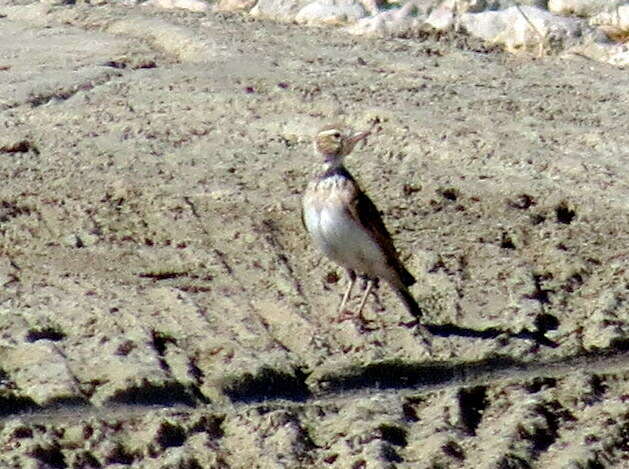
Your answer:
347,186 -> 416,286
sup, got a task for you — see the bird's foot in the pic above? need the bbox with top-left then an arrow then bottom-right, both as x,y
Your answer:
334,309 -> 357,323
357,311 -> 379,331
334,309 -> 379,331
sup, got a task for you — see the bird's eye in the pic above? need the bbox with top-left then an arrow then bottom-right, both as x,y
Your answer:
333,132 -> 341,138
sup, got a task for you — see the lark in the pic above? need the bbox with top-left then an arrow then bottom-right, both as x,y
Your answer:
302,123 -> 424,325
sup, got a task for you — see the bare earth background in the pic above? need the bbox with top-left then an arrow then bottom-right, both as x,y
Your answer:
0,2 -> 628,468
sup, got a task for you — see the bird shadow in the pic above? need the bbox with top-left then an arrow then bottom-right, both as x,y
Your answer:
361,282 -> 559,348
424,321 -> 559,349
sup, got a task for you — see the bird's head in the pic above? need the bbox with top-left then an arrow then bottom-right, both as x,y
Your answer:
314,123 -> 372,166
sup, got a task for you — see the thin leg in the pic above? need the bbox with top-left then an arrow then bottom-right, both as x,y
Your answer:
356,280 -> 374,315
338,270 -> 356,315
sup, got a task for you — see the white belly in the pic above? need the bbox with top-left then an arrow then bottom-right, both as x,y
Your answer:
303,186 -> 387,278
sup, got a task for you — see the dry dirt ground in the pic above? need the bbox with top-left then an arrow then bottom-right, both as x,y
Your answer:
0,2 -> 628,468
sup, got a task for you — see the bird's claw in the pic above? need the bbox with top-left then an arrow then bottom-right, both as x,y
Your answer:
334,309 -> 356,323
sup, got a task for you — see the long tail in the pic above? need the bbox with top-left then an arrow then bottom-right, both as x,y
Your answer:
395,285 -> 432,350
395,286 -> 422,319
396,264 -> 416,287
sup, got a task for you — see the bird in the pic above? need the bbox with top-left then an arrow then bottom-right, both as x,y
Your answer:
302,122 -> 425,326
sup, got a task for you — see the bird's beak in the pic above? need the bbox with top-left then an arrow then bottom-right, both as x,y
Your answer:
344,129 -> 371,155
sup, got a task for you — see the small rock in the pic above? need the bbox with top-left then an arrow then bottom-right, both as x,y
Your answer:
295,0 -> 367,25
106,18 -> 219,63
426,2 -> 456,31
345,2 -> 422,36
548,0 -> 625,18
250,0 -> 311,22
450,0 -> 489,14
40,0 -> 74,5
357,0 -> 382,16
490,1 -> 550,8
590,4 -> 629,42
569,41 -> 629,66
144,0 -> 210,12
606,44 -> 629,65
424,0 -> 503,31
458,6 -> 583,53
214,0 -> 257,12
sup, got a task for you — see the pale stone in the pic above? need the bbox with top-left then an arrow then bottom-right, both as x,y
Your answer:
345,2 -> 422,35
590,4 -> 629,31
144,0 -> 210,12
295,0 -> 367,25
40,0 -> 73,5
424,0 -> 502,32
420,0 -> 553,32
569,41 -> 629,66
591,3 -> 629,45
106,18 -> 220,63
427,0 -> 491,15
426,2 -> 456,31
549,0 -> 625,18
250,0 -> 311,21
214,0 -> 257,12
606,44 -> 629,65
490,0 -> 549,7
451,0 -> 488,13
459,6 -> 582,53
357,0 -> 382,16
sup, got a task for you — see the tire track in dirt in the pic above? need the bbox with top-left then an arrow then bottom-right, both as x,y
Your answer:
3,342 -> 627,425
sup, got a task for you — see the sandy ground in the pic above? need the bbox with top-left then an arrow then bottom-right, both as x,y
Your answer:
0,2 -> 628,468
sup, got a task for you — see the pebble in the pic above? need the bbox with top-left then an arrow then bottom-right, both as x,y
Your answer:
295,0 -> 367,26
345,2 -> 421,36
214,0 -> 257,13
426,1 -> 457,31
606,45 -> 629,66
250,0 -> 311,21
144,0 -> 209,12
40,0 -> 74,5
494,0 -> 550,7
